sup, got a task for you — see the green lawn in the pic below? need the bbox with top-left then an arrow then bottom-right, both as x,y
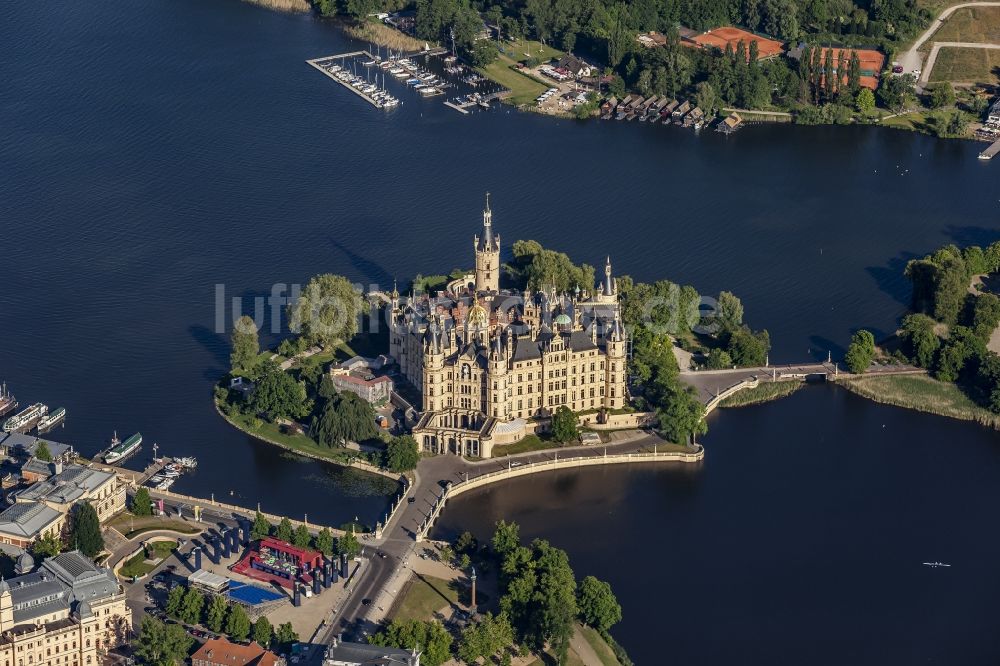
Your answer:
481,58 -> 548,106
491,434 -> 561,457
108,514 -> 201,538
391,574 -> 460,621
119,541 -> 177,578
498,38 -> 563,63
880,110 -> 936,132
929,46 -> 1000,84
577,624 -> 623,666
222,405 -> 361,465
841,374 -> 1000,428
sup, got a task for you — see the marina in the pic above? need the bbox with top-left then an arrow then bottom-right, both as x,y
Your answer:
307,48 -> 455,109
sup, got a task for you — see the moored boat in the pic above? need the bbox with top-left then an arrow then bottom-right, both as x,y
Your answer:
104,431 -> 142,463
0,383 -> 17,418
3,403 -> 47,433
36,407 -> 66,432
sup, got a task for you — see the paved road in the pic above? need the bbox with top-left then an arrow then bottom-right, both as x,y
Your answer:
899,2 -> 1000,86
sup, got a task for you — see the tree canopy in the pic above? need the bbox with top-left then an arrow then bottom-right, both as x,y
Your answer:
383,434 -> 420,472
288,274 -> 362,348
131,486 -> 153,516
311,391 -> 378,448
577,575 -> 623,632
133,616 -> 194,666
370,619 -> 452,666
844,329 -> 876,374
550,406 -> 579,443
69,502 -> 103,558
230,315 -> 260,374
248,362 -> 310,422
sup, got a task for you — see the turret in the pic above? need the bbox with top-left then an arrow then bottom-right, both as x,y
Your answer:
0,577 -> 12,630
474,193 -> 500,293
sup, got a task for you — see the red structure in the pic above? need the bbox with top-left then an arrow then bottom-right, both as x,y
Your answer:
231,536 -> 323,590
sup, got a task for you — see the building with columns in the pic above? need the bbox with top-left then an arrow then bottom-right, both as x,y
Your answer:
389,196 -> 628,458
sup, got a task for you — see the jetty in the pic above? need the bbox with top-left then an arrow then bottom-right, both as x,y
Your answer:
307,52 -> 383,108
979,137 -> 1000,160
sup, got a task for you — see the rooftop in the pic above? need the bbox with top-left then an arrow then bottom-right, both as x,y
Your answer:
193,638 -> 283,666
0,502 -> 62,539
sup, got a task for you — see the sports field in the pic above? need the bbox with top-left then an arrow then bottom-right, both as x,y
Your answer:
691,26 -> 785,59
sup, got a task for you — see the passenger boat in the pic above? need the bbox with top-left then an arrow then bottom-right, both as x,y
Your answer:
36,407 -> 66,431
3,403 -> 47,433
0,383 -> 17,418
104,431 -> 142,463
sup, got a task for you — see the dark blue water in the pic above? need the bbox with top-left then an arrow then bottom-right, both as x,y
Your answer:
436,383 -> 1000,665
3,0 -> 1000,660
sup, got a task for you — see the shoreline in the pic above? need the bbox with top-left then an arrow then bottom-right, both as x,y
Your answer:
718,381 -> 803,409
838,374 -> 1000,430
212,397 -> 403,482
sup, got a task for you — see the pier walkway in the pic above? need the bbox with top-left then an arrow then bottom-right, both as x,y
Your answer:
979,137 -> 1000,159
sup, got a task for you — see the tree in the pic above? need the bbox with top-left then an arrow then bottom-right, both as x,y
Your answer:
225,604 -> 252,642
251,512 -> 272,541
716,291 -> 744,331
133,616 -> 194,666
338,529 -> 360,559
131,486 -> 153,516
288,274 -> 362,348
275,518 -> 294,544
550,406 -> 579,443
275,622 -> 298,651
248,364 -> 309,422
69,502 -> 103,558
577,576 -> 622,632
877,73 -> 915,112
311,391 -> 377,449
855,87 -> 875,114
31,532 -> 61,560
845,329 -> 876,374
725,326 -> 770,366
705,347 -> 733,369
656,386 -> 707,444
369,620 -> 452,666
900,314 -> 939,368
165,586 -> 186,618
695,80 -> 720,117
455,531 -> 478,555
972,293 -> 1000,339
204,595 -> 228,633
230,315 -> 260,374
252,616 -> 273,647
928,82 -> 955,109
492,520 -> 520,558
383,435 -> 420,472
35,441 -> 52,462
458,612 -> 515,664
314,527 -> 334,556
292,524 -> 312,549
178,587 -> 205,625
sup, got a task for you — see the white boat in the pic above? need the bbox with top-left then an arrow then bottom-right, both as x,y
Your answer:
174,456 -> 198,468
418,87 -> 442,96
923,562 -> 951,567
3,403 -> 47,433
36,407 -> 66,431
104,432 -> 142,463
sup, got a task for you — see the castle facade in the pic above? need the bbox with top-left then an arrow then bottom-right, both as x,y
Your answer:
389,197 -> 628,458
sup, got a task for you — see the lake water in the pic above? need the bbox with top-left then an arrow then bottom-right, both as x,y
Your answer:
3,0 -> 1000,660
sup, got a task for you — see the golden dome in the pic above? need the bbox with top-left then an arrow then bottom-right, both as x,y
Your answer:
468,300 -> 488,328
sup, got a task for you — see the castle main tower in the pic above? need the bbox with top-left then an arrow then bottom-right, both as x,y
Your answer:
474,193 -> 500,293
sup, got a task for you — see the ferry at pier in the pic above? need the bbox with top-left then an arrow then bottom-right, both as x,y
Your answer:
0,383 -> 17,418
104,431 -> 142,463
2,403 -> 48,433
36,407 -> 66,432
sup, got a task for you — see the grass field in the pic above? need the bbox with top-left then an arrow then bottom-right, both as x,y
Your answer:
929,46 -> 1000,84
929,7 -> 1000,44
841,374 -> 1000,428
481,39 -> 563,106
391,574 -> 459,621
108,514 -> 201,538
119,541 -> 177,578
720,381 -> 802,408
880,110 -> 937,132
577,624 -> 623,666
221,404 -> 363,465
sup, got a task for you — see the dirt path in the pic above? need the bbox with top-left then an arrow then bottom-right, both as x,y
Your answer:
569,626 -> 604,666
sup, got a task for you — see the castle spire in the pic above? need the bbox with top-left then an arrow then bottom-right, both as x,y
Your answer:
603,256 -> 615,297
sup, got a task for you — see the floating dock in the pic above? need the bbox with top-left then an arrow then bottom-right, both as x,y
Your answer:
979,138 -> 1000,160
306,52 -> 383,108
444,100 -> 471,114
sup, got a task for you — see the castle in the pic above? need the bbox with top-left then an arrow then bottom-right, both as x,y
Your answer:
389,196 -> 628,458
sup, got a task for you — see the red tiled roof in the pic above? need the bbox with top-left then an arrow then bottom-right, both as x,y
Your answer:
192,639 -> 282,666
